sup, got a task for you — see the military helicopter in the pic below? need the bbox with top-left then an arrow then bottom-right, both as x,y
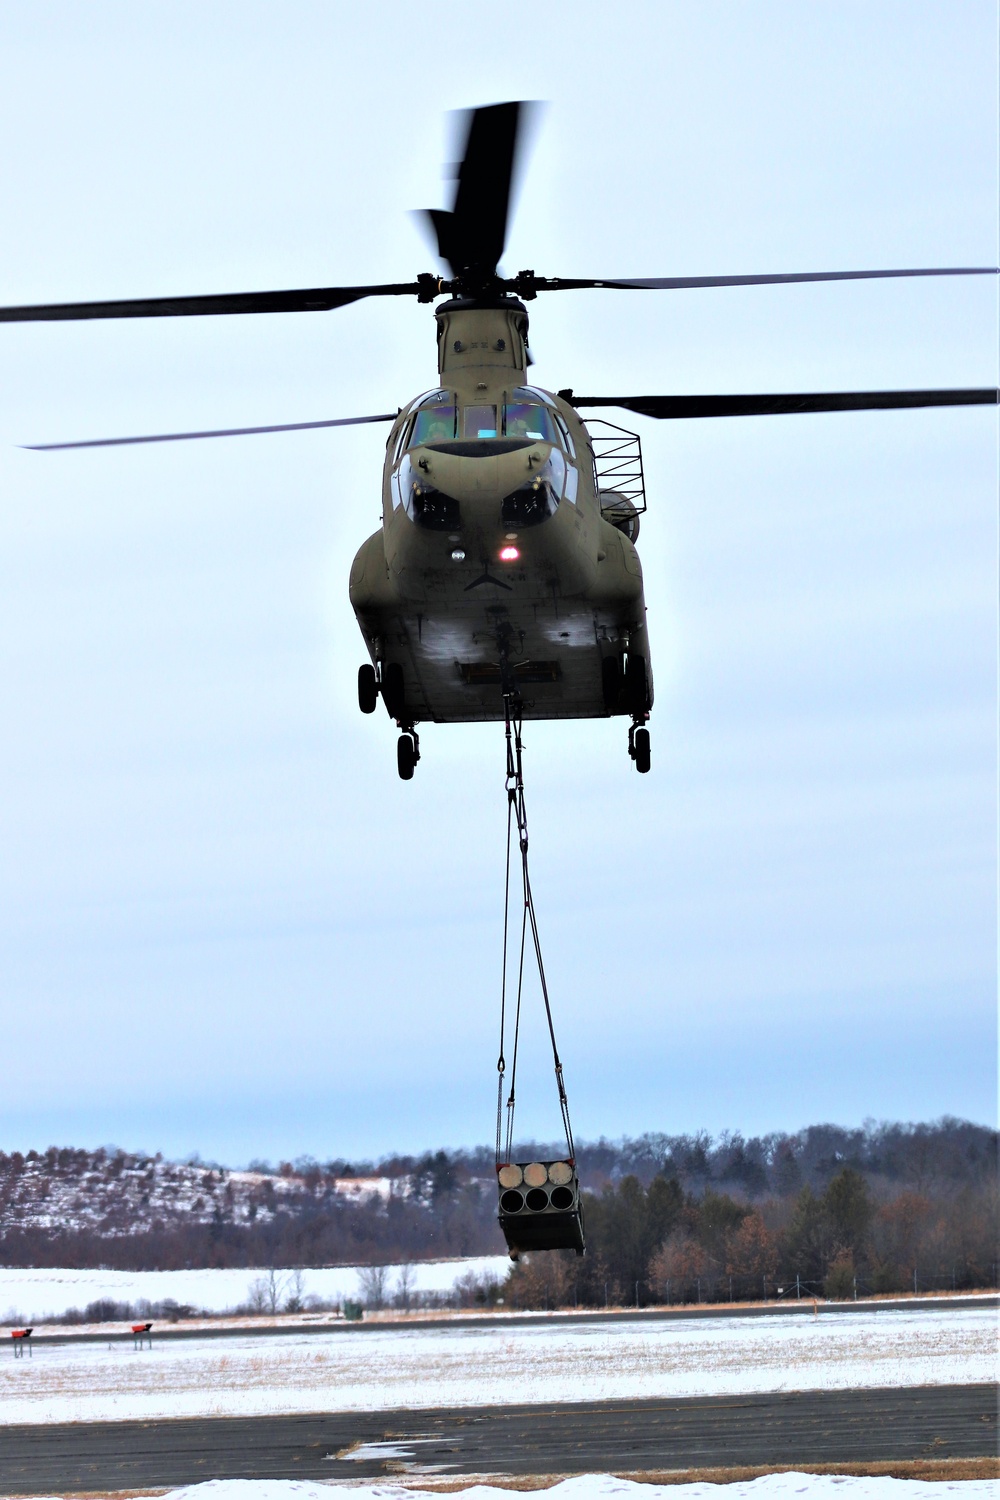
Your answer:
7,102 -> 997,781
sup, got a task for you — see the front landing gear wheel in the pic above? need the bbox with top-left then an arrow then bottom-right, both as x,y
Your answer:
628,721 -> 651,774
358,664 -> 378,714
397,733 -> 417,780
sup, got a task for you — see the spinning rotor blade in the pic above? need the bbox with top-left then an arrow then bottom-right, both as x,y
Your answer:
425,101 -> 528,278
0,283 -> 422,323
563,389 -> 1000,420
24,412 -> 396,450
531,267 -> 998,294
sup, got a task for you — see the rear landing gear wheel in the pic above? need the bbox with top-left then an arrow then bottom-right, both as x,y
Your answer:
397,733 -> 416,781
633,727 -> 651,774
358,664 -> 378,714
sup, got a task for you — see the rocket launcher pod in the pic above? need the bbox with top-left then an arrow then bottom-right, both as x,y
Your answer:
496,1159 -> 585,1259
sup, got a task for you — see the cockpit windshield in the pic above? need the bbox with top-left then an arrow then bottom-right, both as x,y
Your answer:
503,402 -> 558,443
462,404 -> 497,439
410,397 -> 457,446
404,388 -> 562,450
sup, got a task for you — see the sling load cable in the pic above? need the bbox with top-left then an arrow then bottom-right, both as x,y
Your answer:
495,702 -> 576,1170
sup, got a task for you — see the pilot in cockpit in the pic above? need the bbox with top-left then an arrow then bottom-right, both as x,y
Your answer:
421,413 -> 453,443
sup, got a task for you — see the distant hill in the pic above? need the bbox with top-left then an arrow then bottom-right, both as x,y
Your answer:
0,1118 -> 994,1281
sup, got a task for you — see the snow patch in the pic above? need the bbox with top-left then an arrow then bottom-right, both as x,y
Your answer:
0,1258 -> 509,1322
56,1473 -> 1000,1500
2,1305 -> 994,1427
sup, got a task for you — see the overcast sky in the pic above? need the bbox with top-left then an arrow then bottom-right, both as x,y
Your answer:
0,2 -> 996,1166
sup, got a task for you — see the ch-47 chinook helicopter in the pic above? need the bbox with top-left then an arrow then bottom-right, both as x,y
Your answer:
8,102 -> 997,780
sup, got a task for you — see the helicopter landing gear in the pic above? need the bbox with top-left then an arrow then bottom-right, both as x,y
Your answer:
628,720 -> 651,774
382,661 -> 405,720
358,663 -> 378,714
601,654 -> 623,713
397,727 -> 420,781
623,652 -> 648,716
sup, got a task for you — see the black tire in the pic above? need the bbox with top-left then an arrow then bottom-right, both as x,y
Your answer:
634,727 -> 651,774
624,653 -> 648,715
601,655 -> 623,713
383,661 -> 405,720
397,733 -> 416,780
357,664 -> 378,714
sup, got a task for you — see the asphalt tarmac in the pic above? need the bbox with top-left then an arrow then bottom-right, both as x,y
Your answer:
0,1383 -> 995,1492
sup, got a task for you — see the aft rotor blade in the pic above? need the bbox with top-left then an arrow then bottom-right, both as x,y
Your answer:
24,412 -> 397,450
0,284 -> 422,323
532,266 -> 998,294
426,101 -> 528,277
563,389 -> 1000,420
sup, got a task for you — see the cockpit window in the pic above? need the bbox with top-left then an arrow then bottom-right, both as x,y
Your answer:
553,411 -> 576,460
462,404 -> 498,438
503,402 -> 558,443
512,385 -> 556,406
409,402 -> 457,446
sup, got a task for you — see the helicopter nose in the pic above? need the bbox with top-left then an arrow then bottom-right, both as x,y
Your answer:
415,449 -> 499,501
412,444 -> 547,504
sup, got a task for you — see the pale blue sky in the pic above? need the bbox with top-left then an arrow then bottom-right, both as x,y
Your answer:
0,2 -> 996,1163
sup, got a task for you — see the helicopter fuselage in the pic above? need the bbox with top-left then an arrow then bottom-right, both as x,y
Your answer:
350,298 -> 653,728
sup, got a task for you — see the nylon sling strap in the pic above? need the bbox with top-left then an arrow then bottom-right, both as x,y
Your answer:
495,708 -> 576,1168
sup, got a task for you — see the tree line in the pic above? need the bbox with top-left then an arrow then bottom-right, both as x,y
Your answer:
505,1163 -> 996,1309
0,1119 -> 994,1302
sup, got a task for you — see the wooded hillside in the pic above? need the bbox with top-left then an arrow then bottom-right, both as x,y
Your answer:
0,1117 -> 994,1305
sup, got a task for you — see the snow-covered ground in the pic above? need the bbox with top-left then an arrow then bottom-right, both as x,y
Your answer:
30,1473 -> 997,1500
0,1259 -> 509,1322
2,1304 -> 993,1426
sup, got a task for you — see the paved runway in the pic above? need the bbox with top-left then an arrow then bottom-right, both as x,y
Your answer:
0,1383 -> 994,1492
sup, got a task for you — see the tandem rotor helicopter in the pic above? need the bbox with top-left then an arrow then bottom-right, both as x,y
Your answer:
7,101 -> 998,781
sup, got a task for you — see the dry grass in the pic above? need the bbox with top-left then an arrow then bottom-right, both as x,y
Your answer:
24,1456 -> 1000,1496
386,1457 -> 1000,1489
23,1492 -> 170,1498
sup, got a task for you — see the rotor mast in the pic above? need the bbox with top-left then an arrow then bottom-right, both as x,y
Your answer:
434,297 -> 529,381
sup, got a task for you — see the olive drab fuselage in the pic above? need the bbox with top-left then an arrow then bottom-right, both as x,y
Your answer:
349,297 -> 652,727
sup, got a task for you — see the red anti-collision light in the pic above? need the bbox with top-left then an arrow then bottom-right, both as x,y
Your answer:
499,545 -> 520,562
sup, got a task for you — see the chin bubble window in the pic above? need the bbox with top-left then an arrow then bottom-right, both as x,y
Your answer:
393,454 -> 461,530
501,448 -> 567,528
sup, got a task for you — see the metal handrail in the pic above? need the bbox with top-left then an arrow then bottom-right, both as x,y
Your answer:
586,418 -> 646,513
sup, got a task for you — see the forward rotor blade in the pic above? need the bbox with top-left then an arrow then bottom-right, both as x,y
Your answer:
564,389 -> 999,420
563,390 -> 1000,420
23,412 -> 396,450
0,283 -> 421,323
425,101 -> 528,278
532,266 -> 998,294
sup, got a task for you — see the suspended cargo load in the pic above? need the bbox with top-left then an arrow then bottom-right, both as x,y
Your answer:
496,1159 -> 585,1259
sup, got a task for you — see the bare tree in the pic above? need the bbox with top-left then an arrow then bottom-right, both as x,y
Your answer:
394,1263 -> 416,1310
284,1268 -> 306,1314
269,1268 -> 286,1313
246,1276 -> 269,1313
357,1263 -> 389,1309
